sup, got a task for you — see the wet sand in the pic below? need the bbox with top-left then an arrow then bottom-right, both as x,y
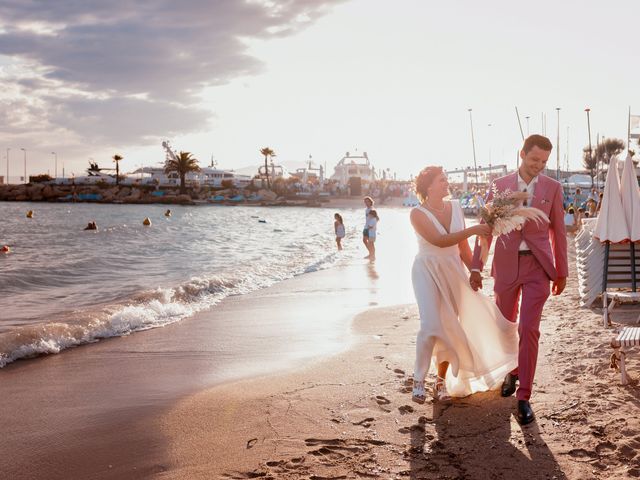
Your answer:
159,246 -> 640,479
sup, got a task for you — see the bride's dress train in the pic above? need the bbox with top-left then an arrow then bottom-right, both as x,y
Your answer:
412,202 -> 518,397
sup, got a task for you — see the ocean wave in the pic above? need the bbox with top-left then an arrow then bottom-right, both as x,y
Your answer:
0,250 -> 342,368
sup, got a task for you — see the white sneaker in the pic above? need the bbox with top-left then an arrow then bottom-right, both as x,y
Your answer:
433,377 -> 452,403
412,379 -> 426,404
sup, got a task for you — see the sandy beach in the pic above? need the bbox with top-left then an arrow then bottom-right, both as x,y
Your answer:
2,235 -> 639,479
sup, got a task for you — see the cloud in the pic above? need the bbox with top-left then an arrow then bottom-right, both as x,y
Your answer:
0,0 -> 346,162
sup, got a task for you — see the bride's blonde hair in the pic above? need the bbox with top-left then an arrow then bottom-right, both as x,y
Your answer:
415,166 -> 443,203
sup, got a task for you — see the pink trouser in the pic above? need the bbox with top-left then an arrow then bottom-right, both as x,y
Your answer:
493,255 -> 550,401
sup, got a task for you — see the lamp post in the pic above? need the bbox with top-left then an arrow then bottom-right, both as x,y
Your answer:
468,109 -> 478,190
51,152 -> 57,179
20,148 -> 26,183
5,148 -> 9,185
556,108 -> 561,180
525,116 -> 530,136
585,108 -> 594,188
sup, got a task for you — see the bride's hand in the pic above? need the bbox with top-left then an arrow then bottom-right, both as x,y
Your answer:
471,224 -> 492,236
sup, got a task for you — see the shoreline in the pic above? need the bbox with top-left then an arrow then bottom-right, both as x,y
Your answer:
0,256 -> 415,479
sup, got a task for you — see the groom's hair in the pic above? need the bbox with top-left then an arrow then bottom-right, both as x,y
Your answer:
522,134 -> 553,153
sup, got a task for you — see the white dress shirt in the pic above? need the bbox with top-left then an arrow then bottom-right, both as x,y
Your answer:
517,173 -> 538,251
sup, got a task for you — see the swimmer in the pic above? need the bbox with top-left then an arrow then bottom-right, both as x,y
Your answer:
1,245 -> 10,253
84,221 -> 97,231
164,209 -> 172,217
143,217 -> 152,226
26,210 -> 34,218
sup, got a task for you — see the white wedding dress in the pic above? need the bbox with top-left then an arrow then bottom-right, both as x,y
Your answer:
412,201 -> 519,397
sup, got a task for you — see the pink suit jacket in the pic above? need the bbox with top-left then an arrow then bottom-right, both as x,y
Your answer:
471,172 -> 568,285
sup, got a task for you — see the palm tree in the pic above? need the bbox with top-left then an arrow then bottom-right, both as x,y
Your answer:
582,146 -> 596,186
112,154 -> 123,186
595,138 -> 625,165
164,151 -> 201,194
260,147 -> 275,189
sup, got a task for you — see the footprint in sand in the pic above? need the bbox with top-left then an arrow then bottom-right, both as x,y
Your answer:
398,424 -> 427,434
595,441 -> 616,455
567,448 -> 598,459
375,395 -> 391,405
398,405 -> 414,415
352,417 -> 375,427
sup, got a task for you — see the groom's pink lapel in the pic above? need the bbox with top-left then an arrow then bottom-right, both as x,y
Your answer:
531,174 -> 547,209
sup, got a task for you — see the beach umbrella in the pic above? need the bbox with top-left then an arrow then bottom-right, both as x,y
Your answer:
593,155 -> 629,243
620,152 -> 640,242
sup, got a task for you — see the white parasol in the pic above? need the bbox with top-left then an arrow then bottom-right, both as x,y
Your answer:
593,155 -> 630,243
620,152 -> 640,242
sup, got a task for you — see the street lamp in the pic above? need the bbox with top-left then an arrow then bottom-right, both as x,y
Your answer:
51,152 -> 57,179
556,108 -> 561,180
20,148 -> 26,183
525,116 -> 530,136
585,108 -> 594,188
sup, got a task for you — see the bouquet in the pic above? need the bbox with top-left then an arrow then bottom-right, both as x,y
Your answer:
477,186 -> 549,264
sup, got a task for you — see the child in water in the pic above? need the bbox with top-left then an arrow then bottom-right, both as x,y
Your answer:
366,209 -> 379,260
334,213 -> 345,250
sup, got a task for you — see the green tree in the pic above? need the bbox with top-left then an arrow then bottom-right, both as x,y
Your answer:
112,154 -> 123,186
595,138 -> 625,165
259,147 -> 275,189
164,151 -> 201,194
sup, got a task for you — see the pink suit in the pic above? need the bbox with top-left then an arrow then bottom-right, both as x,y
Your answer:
472,173 -> 568,401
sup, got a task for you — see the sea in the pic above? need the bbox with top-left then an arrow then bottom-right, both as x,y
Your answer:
0,201 -> 419,368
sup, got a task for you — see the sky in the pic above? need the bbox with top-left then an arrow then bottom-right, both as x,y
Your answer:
1,0 -> 639,182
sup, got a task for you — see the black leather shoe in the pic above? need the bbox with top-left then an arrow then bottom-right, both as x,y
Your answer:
501,373 -> 518,397
517,400 -> 535,425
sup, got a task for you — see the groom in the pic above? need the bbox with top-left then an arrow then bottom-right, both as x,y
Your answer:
469,134 -> 568,425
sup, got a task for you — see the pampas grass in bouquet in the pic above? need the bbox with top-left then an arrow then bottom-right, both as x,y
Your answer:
478,186 -> 549,264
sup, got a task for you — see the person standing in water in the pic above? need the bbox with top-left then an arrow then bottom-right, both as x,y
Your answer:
362,196 -> 374,258
334,213 -> 345,251
366,209 -> 379,260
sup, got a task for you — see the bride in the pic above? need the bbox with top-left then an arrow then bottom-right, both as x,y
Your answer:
410,166 -> 518,404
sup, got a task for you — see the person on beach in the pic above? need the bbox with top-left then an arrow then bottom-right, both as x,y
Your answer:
334,213 -> 345,250
362,196 -> 374,258
366,209 -> 379,260
410,166 -> 518,405
564,207 -> 577,233
469,135 -> 568,425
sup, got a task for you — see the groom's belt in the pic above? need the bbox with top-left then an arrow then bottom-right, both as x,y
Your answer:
518,250 -> 533,256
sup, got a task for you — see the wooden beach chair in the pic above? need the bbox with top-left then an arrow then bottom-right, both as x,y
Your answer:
601,241 -> 640,384
610,327 -> 640,385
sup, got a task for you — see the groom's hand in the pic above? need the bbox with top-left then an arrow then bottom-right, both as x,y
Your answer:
469,271 -> 483,291
552,277 -> 566,296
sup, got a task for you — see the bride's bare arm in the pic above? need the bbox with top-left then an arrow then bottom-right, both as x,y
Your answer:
410,209 -> 491,248
458,239 -> 473,270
